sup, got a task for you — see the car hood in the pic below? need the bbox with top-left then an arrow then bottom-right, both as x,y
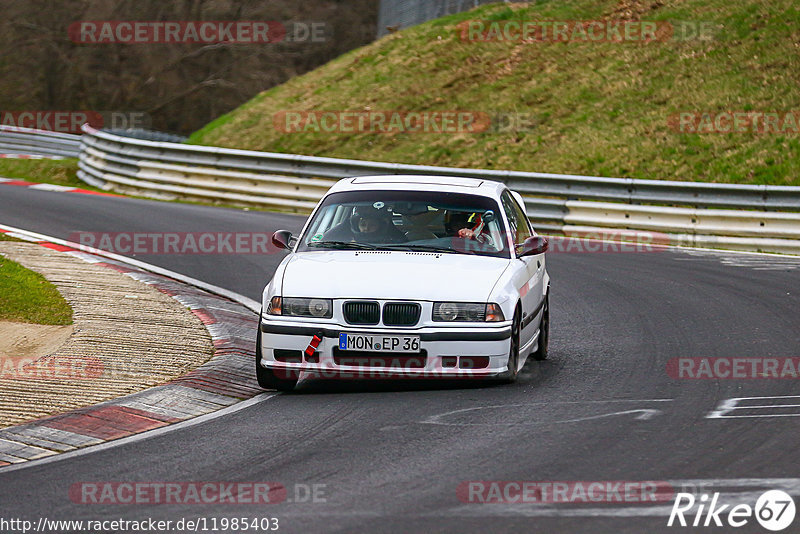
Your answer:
281,251 -> 510,302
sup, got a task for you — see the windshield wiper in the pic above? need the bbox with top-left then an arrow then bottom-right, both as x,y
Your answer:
380,244 -> 458,254
308,240 -> 378,250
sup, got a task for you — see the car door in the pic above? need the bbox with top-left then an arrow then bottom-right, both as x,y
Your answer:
501,190 -> 544,348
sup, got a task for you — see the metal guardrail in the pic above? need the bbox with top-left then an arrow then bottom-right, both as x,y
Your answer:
77,127 -> 335,211
0,125 -> 81,158
101,129 -> 188,144
68,124 -> 799,255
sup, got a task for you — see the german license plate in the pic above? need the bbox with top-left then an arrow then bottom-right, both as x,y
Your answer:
339,333 -> 421,353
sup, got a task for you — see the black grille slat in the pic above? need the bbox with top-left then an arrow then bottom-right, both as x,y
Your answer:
344,301 -> 380,325
382,302 -> 421,326
333,347 -> 428,368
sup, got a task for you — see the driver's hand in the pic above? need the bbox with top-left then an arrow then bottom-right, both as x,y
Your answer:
458,228 -> 474,238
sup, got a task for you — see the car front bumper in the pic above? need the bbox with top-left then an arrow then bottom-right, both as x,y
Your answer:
259,319 -> 513,379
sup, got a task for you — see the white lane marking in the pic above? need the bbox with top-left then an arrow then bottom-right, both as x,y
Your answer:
27,183 -> 76,192
421,400 -> 672,426
672,249 -> 800,271
0,223 -> 261,313
0,393 -> 278,475
2,231 -> 43,242
0,155 -> 63,160
674,246 -> 800,260
708,395 -> 800,419
556,409 -> 662,423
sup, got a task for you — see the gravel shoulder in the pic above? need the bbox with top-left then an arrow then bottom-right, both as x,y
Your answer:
0,242 -> 214,428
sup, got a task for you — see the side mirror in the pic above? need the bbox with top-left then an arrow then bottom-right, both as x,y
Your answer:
272,230 -> 294,250
518,235 -> 548,257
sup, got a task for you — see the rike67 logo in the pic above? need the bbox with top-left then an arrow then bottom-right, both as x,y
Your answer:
668,490 -> 796,531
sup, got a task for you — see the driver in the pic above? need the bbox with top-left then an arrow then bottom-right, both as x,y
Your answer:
323,205 -> 407,244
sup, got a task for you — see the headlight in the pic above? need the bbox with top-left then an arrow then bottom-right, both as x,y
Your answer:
432,302 -> 505,322
267,297 -> 332,319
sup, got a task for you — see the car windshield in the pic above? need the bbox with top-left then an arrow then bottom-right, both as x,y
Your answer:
297,190 -> 511,258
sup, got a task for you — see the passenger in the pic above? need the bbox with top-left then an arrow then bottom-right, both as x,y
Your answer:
444,210 -> 493,245
443,211 -> 474,238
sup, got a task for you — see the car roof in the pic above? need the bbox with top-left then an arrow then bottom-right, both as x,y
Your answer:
328,175 -> 506,197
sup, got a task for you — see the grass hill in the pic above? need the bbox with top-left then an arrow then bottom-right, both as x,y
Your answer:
189,0 -> 800,186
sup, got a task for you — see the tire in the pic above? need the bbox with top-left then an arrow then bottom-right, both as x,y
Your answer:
531,294 -> 549,361
500,307 -> 521,383
255,327 -> 298,392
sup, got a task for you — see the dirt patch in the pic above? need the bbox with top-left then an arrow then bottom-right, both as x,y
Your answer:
0,321 -> 73,360
606,0 -> 666,20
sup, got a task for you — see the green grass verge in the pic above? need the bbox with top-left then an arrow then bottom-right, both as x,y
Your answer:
0,158 -> 84,188
0,253 -> 73,325
189,0 -> 800,186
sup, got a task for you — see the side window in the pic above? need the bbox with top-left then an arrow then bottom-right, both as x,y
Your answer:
501,191 -> 525,248
511,196 -> 532,245
501,195 -> 516,237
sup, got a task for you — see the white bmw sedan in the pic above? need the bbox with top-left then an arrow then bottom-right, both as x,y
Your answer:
257,175 -> 550,391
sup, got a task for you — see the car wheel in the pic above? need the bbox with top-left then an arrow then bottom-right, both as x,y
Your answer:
255,327 -> 298,392
531,295 -> 549,361
501,307 -> 521,383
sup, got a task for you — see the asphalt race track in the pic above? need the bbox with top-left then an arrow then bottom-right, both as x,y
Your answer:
2,185 -> 800,533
